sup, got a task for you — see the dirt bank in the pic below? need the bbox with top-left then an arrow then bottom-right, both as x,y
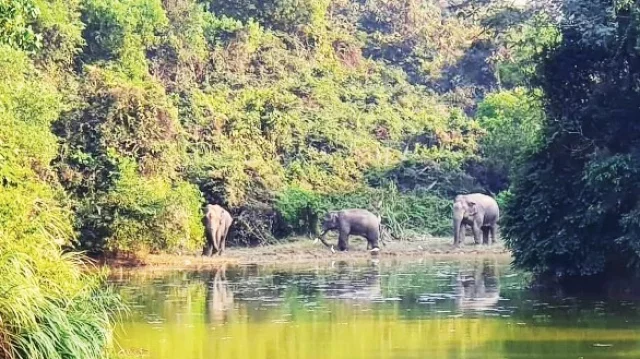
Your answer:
94,237 -> 511,270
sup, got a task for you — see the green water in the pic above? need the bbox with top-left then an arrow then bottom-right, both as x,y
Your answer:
111,258 -> 640,358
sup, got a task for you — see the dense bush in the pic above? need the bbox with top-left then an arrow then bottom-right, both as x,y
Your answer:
55,67 -> 205,253
0,45 -> 122,358
502,0 -> 640,278
474,87 -> 544,191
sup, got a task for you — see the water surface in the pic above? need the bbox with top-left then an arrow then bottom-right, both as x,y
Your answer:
111,257 -> 640,358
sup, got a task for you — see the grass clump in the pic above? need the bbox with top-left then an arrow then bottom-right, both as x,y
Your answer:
0,44 -> 123,358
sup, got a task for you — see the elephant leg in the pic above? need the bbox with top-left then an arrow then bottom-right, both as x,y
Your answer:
337,232 -> 349,251
215,225 -> 224,256
203,242 -> 213,256
218,239 -> 225,255
219,225 -> 229,255
472,222 -> 482,245
203,225 -> 215,256
457,226 -> 465,246
482,228 -> 489,245
368,230 -> 380,250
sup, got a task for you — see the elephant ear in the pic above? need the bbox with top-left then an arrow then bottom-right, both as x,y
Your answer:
466,201 -> 478,216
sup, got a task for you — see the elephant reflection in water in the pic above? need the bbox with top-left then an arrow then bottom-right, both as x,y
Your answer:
323,260 -> 382,301
454,259 -> 501,311
205,265 -> 235,323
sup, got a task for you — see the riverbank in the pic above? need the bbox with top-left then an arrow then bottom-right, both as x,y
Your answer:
94,237 -> 511,270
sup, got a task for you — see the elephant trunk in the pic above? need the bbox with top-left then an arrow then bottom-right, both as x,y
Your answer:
453,217 -> 463,245
315,229 -> 335,253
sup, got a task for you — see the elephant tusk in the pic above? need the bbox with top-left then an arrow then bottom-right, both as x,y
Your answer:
313,237 -> 319,244
330,245 -> 335,254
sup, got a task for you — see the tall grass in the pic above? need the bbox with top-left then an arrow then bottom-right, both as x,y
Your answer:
0,241 -> 125,359
0,44 -> 124,359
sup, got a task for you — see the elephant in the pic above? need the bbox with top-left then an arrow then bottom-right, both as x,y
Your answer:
204,265 -> 235,323
453,193 -> 499,246
315,209 -> 381,252
453,259 -> 500,311
202,204 -> 233,256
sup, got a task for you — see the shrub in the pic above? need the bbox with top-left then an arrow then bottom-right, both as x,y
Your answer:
103,158 -> 204,253
81,0 -> 168,77
502,0 -> 640,278
0,44 -> 122,358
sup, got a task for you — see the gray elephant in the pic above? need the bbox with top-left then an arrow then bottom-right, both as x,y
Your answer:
202,204 -> 233,256
316,209 -> 381,252
453,193 -> 499,246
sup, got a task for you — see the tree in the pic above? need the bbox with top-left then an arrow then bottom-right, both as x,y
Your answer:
502,0 -> 640,278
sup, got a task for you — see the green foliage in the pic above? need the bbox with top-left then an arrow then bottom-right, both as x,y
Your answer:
81,0 -> 168,77
0,0 -> 42,51
338,0 -> 482,85
0,44 -> 122,358
56,66 -> 204,253
476,87 -> 544,186
203,0 -> 330,32
275,187 -> 322,235
103,158 -> 204,253
32,0 -> 84,64
502,0 -> 640,277
0,0 -> 541,253
495,13 -> 560,88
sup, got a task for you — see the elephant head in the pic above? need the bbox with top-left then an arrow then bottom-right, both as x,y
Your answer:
321,211 -> 339,231
454,195 -> 478,218
453,195 -> 478,245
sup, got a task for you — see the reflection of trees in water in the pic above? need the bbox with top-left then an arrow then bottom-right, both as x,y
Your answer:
453,258 -> 501,311
205,265 -> 235,324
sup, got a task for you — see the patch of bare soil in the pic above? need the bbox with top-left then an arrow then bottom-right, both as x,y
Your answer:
94,237 -> 511,271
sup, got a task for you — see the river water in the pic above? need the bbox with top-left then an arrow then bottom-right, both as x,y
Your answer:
110,257 -> 640,358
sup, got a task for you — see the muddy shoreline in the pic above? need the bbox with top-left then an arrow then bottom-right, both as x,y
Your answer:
92,237 -> 511,271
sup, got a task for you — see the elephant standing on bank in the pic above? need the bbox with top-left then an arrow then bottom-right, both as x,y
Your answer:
453,193 -> 499,246
316,209 -> 381,252
202,204 -> 233,256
